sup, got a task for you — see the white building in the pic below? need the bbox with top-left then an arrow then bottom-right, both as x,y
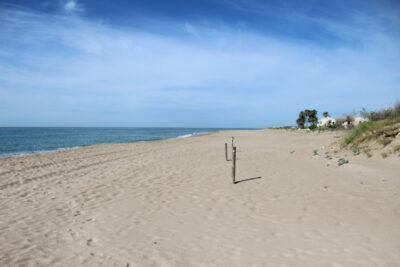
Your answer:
318,117 -> 336,127
353,116 -> 369,126
342,116 -> 369,129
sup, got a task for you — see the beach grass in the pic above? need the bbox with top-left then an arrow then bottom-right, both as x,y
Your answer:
342,116 -> 400,147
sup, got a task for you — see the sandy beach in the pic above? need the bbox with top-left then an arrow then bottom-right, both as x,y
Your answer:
0,129 -> 399,266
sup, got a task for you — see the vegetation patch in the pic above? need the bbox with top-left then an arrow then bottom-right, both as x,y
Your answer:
352,146 -> 360,156
343,102 -> 400,148
338,158 -> 349,166
342,117 -> 400,147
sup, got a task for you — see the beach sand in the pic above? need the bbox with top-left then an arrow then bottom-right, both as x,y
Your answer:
0,129 -> 399,266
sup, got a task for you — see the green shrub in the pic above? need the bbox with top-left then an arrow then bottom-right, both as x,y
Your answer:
338,158 -> 349,166
352,147 -> 360,156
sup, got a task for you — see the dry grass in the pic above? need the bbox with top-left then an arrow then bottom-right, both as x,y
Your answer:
342,117 -> 400,147
362,102 -> 400,121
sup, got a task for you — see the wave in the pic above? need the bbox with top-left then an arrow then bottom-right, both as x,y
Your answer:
176,132 -> 209,139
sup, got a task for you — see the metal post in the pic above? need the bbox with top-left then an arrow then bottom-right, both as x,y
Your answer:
225,143 -> 229,161
232,146 -> 236,184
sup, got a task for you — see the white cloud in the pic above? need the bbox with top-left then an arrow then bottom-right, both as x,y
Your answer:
184,22 -> 196,36
0,6 -> 399,127
64,0 -> 76,11
63,0 -> 83,13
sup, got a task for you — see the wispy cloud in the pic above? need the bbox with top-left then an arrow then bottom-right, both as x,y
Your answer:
63,0 -> 83,13
0,4 -> 399,127
183,22 -> 197,37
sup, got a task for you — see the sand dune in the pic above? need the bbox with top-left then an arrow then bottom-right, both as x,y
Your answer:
0,129 -> 399,266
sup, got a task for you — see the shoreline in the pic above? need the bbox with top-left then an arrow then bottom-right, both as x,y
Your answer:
0,129 -> 228,159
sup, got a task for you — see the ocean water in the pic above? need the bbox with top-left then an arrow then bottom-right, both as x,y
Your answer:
0,127 -> 242,158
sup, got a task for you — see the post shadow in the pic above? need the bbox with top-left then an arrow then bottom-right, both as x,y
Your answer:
234,176 -> 262,184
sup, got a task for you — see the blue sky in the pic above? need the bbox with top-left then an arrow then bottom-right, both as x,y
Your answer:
0,0 -> 399,127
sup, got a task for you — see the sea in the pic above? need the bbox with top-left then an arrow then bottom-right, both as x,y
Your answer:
0,127 -> 247,158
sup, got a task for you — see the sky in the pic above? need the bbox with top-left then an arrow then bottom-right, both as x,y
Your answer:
0,0 -> 399,127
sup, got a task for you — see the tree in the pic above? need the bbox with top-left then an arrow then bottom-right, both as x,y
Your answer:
307,109 -> 318,128
296,111 -> 306,129
323,112 -> 329,118
304,109 -> 311,127
296,109 -> 318,129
